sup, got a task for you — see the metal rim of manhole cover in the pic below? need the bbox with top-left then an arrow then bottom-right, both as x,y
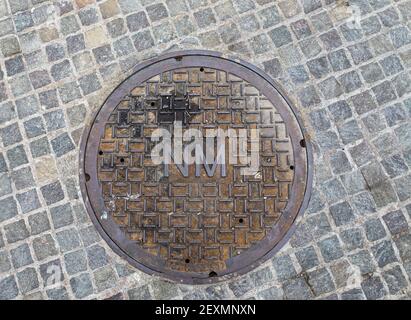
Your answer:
79,50 -> 313,284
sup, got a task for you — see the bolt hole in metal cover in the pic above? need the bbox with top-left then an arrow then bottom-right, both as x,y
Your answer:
79,50 -> 313,284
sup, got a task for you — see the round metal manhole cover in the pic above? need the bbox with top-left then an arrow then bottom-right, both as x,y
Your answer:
79,50 -> 313,284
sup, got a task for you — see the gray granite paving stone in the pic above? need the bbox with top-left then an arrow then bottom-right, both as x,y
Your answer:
361,276 -> 386,300
365,218 -> 387,242
70,273 -> 93,299
370,181 -> 398,208
341,228 -> 364,251
362,112 -> 387,134
282,277 -> 314,300
350,91 -> 378,115
107,18 -> 126,39
390,26 -> 411,48
58,82 -> 82,104
56,228 -> 81,253
307,268 -> 335,296
0,153 -> 8,172
5,55 -> 25,76
290,221 -> 313,247
24,117 -> 46,138
79,226 -> 100,247
78,7 -> 99,26
307,56 -> 330,79
373,81 -> 398,106
0,102 -> 16,125
60,15 -> 80,36
232,0 -> 255,14
327,100 -> 352,122
50,133 -> 75,157
126,11 -> 149,32
268,26 -> 292,48
9,74 -> 33,98
372,132 -> 398,157
371,240 -> 398,268
64,250 -> 88,275
341,288 -> 366,300
44,110 -> 66,132
393,72 -> 411,98
152,279 -> 181,299
272,255 -> 297,281
7,145 -> 28,169
383,266 -> 407,295
318,236 -> 344,263
361,62 -> 384,83
0,173 -> 12,197
0,276 -> 19,300
318,76 -> 343,99
321,179 -> 347,204
320,29 -> 342,51
329,201 -> 355,227
382,210 -> 409,235
17,268 -> 40,294
295,246 -> 319,271
394,175 -> 411,201
0,123 -> 23,147
0,250 -> 11,273
4,220 -> 29,244
384,104 -> 407,127
113,36 -> 134,57
128,284 -> 151,300
0,36 -> 21,57
11,167 -> 35,190
28,211 -> 51,235
86,244 -> 108,270
287,65 -> 309,84
51,60 -> 72,81
38,89 -> 59,110
40,181 -> 65,205
79,73 -> 102,95
250,267 -> 274,286
174,15 -> 195,37
298,85 -> 321,108
29,137 -> 51,158
227,276 -> 253,298
307,212 -> 332,239
32,234 -> 58,261
337,120 -> 364,144
105,292 -> 123,300
348,42 -> 374,65
132,30 -> 155,51
349,250 -> 377,275
46,287 -> 69,300
93,266 -> 117,292
50,203 -> 74,229
340,170 -> 367,195
66,34 -> 86,55
0,196 -> 18,223
394,233 -> 411,262
339,71 -> 363,93
93,45 -> 115,65
39,259 -> 63,287
10,244 -> 33,268
328,49 -> 351,72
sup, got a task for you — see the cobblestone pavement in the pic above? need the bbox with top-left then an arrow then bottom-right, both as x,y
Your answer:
0,0 -> 411,300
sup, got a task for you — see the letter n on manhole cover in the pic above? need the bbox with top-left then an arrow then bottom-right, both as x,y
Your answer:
79,50 -> 313,284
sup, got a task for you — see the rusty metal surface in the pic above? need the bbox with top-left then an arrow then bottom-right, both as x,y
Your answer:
79,50 -> 313,284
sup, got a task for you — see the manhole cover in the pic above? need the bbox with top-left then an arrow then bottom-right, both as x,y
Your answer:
79,50 -> 313,284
